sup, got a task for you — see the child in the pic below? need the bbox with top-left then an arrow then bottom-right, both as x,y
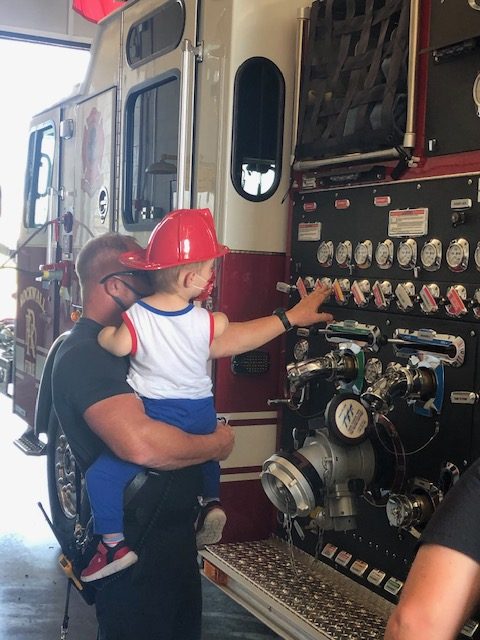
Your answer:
81,208 -> 230,582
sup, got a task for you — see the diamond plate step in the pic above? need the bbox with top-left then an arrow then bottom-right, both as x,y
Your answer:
201,538 -> 393,640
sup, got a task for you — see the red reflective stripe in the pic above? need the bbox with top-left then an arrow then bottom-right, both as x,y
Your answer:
209,312 -> 214,346
121,312 -> 138,356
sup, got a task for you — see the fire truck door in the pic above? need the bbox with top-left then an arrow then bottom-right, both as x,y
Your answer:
120,0 -> 199,233
50,87 -> 119,343
72,88 -> 117,241
15,110 -> 62,426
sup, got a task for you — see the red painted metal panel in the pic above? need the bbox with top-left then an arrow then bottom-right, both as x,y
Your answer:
214,252 -> 288,413
14,247 -> 53,426
220,479 -> 277,543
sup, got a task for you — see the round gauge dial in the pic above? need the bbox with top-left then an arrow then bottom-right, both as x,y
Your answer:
474,242 -> 480,271
335,241 -> 351,266
446,239 -> 468,272
293,339 -> 309,362
446,244 -> 463,268
354,241 -> 372,268
421,244 -> 436,267
317,241 -> 333,266
474,73 -> 480,114
364,358 -> 383,385
375,240 -> 393,268
420,240 -> 441,270
397,239 -> 417,269
472,73 -> 480,116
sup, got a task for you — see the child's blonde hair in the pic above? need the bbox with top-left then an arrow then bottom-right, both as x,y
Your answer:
150,261 -> 206,293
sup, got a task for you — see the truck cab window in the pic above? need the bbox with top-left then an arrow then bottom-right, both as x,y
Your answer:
24,123 -> 55,228
123,76 -> 180,229
126,0 -> 185,67
231,57 -> 285,202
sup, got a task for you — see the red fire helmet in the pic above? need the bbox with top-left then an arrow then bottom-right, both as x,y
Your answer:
120,208 -> 229,270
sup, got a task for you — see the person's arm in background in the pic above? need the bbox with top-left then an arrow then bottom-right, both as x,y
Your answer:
84,393 -> 234,470
384,543 -> 480,640
210,284 -> 333,359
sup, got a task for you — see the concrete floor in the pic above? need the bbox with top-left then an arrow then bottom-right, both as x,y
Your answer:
0,393 -> 280,640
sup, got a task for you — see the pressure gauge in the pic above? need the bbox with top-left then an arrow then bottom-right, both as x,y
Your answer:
293,339 -> 309,362
420,239 -> 442,271
364,358 -> 383,385
474,72 -> 480,117
375,239 -> 394,269
446,238 -> 469,272
474,242 -> 480,271
397,239 -> 417,270
317,241 -> 334,267
354,240 -> 372,268
335,241 -> 352,267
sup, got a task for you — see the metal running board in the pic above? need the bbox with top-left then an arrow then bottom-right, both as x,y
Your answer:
201,538 -> 393,640
14,427 -> 47,456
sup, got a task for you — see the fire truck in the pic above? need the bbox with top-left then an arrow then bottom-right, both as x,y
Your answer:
4,0 -> 480,637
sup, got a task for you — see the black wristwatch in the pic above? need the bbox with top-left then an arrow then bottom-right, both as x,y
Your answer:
272,308 -> 293,332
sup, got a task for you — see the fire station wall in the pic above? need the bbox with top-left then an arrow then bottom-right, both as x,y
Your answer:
0,0 -> 96,44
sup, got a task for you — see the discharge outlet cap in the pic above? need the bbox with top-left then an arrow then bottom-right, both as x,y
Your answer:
324,392 -> 371,445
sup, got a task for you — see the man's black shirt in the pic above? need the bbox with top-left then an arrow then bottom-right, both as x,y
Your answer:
52,317 -> 133,471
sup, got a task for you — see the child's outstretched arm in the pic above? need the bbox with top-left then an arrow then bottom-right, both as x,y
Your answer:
209,283 -> 333,359
209,312 -> 229,354
212,311 -> 229,339
98,322 -> 133,357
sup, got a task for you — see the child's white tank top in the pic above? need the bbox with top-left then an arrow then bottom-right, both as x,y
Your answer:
122,301 -> 214,400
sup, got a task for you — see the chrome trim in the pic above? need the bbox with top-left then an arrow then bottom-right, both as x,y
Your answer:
177,39 -> 202,208
294,148 -> 400,171
291,7 -> 310,163
404,0 -> 420,149
298,171 -> 480,193
47,188 -> 56,264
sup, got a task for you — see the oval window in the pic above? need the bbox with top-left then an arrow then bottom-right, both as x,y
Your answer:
231,57 -> 285,202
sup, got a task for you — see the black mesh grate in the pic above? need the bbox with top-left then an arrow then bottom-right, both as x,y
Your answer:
296,0 -> 410,161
